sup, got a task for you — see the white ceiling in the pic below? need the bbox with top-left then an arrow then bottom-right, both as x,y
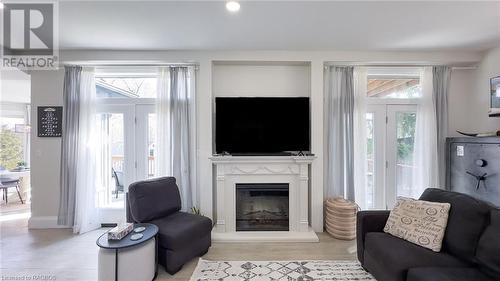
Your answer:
57,1 -> 500,51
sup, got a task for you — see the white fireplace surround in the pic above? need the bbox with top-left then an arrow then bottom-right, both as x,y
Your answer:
210,155 -> 319,242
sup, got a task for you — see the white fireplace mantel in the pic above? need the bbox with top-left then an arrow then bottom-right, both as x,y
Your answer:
210,155 -> 319,242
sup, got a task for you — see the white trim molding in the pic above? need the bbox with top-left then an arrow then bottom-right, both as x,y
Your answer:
210,155 -> 318,242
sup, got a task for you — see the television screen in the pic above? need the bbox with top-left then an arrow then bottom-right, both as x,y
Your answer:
215,97 -> 310,155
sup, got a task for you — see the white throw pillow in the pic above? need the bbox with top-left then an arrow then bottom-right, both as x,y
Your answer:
384,197 -> 451,252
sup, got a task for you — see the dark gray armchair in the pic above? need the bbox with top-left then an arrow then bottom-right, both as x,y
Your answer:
126,177 -> 212,274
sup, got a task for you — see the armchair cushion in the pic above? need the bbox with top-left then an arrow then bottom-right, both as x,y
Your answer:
151,212 -> 212,251
128,177 -> 181,222
363,232 -> 468,281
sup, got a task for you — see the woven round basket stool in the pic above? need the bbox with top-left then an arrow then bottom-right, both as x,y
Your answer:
324,197 -> 359,240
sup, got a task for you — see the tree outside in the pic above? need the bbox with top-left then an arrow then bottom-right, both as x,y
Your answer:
0,126 -> 23,170
397,112 -> 416,164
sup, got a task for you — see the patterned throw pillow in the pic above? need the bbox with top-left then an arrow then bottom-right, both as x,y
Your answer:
384,197 -> 451,252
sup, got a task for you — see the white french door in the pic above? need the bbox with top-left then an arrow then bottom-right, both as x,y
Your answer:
95,103 -> 156,223
135,105 -> 156,180
365,104 -> 417,209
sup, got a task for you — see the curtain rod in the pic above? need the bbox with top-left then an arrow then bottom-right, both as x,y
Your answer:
324,63 -> 478,70
62,62 -> 199,67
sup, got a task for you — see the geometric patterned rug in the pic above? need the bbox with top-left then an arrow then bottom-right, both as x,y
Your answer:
190,259 -> 376,281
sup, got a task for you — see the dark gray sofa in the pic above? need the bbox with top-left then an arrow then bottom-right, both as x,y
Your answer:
357,188 -> 500,281
126,177 -> 212,274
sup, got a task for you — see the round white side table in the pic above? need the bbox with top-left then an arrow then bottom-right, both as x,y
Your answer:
97,223 -> 159,281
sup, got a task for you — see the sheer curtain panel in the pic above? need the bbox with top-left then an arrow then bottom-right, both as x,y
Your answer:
412,67 -> 439,198
58,66 -> 100,234
156,66 -> 197,211
325,66 -> 356,201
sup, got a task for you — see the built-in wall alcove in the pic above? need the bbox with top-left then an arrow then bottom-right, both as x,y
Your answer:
209,61 -> 317,242
211,60 -> 312,156
212,61 -> 311,98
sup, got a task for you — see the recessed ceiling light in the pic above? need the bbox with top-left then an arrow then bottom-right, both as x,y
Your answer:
226,1 -> 240,13
0,2 -> 4,9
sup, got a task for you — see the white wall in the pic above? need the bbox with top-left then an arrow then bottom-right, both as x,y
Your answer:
29,70 -> 64,226
448,69 -> 477,136
29,49 -> 485,230
472,46 -> 500,133
213,63 -> 310,97
448,46 -> 500,135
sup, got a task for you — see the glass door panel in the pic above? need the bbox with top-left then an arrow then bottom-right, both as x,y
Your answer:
95,112 -> 126,208
136,105 -> 156,181
365,112 -> 375,209
147,113 -> 156,178
365,104 -> 386,209
386,105 -> 417,208
95,105 -> 135,224
395,111 -> 416,198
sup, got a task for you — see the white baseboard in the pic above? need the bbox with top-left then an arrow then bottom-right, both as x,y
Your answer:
28,216 -> 70,229
212,226 -> 319,243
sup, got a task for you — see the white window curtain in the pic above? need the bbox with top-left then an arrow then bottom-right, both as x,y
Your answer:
433,66 -> 451,188
58,66 -> 101,234
156,66 -> 197,211
325,66 -> 355,201
353,67 -> 368,209
411,67 -> 439,198
73,67 -> 101,234
325,66 -> 367,208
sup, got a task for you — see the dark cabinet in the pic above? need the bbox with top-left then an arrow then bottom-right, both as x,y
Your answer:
446,137 -> 500,206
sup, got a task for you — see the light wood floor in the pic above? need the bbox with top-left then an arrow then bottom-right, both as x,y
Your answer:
0,213 -> 357,281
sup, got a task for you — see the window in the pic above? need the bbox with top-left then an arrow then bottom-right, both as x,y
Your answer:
362,67 -> 421,209
367,67 -> 421,99
94,70 -> 158,218
96,77 -> 157,99
0,113 -> 30,170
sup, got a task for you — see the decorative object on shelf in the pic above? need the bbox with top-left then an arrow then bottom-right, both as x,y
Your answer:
489,76 -> 500,117
325,197 -> 359,240
107,223 -> 133,240
37,106 -> 63,137
456,130 -> 500,137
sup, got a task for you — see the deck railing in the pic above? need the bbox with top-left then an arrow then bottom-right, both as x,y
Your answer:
111,156 -> 155,177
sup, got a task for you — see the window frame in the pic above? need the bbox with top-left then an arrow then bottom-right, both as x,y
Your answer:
93,70 -> 158,224
365,67 -> 422,103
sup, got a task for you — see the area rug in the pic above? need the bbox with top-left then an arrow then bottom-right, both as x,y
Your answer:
190,259 -> 376,281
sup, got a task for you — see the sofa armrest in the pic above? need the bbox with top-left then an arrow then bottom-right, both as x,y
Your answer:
356,210 -> 390,264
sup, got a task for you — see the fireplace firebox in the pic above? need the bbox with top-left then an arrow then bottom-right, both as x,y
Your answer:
235,183 -> 289,231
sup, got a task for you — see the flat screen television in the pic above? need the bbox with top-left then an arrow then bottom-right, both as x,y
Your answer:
215,97 -> 310,155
